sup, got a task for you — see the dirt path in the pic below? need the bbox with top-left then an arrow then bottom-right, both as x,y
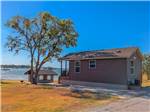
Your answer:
82,97 -> 150,112
79,87 -> 150,112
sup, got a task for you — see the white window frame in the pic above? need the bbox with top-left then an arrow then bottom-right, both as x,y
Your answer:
47,75 -> 51,80
130,60 -> 134,74
130,60 -> 134,67
89,60 -> 96,69
74,61 -> 80,73
39,75 -> 44,80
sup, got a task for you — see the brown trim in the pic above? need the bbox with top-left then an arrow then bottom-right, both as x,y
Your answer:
136,48 -> 144,60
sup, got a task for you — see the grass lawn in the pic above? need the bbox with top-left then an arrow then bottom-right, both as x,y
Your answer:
1,80 -> 119,112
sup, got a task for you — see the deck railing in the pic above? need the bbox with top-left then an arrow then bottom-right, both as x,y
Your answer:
58,70 -> 70,83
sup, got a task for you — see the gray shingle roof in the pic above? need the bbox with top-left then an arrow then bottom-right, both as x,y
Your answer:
60,47 -> 142,60
24,69 -> 57,75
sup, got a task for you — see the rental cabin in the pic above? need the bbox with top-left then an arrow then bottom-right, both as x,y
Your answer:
59,47 -> 143,89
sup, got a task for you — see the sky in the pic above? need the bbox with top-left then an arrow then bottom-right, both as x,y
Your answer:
1,1 -> 150,67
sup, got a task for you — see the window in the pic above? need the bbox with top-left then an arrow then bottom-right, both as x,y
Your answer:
89,60 -> 96,69
75,61 -> 80,73
130,60 -> 134,74
39,75 -> 44,80
130,68 -> 134,74
47,75 -> 51,80
130,61 -> 134,67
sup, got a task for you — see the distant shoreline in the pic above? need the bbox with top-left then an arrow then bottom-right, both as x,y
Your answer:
0,64 -> 60,70
0,65 -> 30,69
1,79 -> 28,81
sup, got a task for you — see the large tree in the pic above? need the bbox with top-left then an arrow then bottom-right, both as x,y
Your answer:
142,54 -> 150,79
6,12 -> 78,84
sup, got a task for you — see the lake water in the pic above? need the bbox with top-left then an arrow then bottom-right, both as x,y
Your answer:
0,68 -> 61,80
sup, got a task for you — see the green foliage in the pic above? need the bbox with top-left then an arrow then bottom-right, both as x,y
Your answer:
142,54 -> 150,78
6,12 -> 78,83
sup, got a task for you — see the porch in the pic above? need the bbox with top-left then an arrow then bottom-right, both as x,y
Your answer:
59,60 -> 70,82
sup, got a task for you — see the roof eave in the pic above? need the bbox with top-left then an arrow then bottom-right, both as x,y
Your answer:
60,57 -> 127,61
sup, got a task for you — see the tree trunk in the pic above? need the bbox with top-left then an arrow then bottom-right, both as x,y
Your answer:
34,70 -> 39,85
32,68 -> 40,85
30,54 -> 35,84
34,64 -> 43,84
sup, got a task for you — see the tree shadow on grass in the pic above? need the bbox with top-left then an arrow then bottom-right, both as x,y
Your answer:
32,84 -> 53,90
1,81 -> 13,85
62,90 -> 112,100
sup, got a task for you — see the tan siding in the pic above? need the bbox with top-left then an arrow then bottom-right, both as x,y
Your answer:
127,52 -> 142,84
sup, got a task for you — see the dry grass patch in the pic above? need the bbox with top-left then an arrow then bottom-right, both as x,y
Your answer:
141,74 -> 150,87
1,80 -> 119,112
142,80 -> 150,87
